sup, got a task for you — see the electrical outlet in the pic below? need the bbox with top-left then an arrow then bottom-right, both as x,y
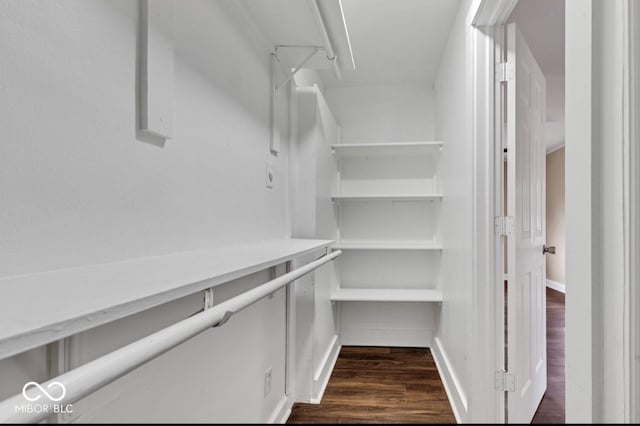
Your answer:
266,163 -> 275,189
264,367 -> 272,397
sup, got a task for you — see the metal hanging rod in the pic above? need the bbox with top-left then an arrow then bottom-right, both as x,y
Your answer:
309,0 -> 342,80
0,250 -> 342,424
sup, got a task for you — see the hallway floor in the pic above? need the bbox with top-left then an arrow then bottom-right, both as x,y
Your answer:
532,287 -> 565,423
287,347 -> 455,424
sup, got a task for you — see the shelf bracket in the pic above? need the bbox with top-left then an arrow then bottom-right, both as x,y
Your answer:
203,287 -> 215,310
270,45 -> 321,154
213,311 -> 234,328
274,46 -> 322,91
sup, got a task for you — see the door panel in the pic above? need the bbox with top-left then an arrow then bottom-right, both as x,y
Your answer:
506,22 -> 547,423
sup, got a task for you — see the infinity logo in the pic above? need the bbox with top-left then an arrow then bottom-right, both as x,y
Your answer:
22,382 -> 66,402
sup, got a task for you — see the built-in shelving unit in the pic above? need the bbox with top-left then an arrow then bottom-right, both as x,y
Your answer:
332,287 -> 443,302
331,140 -> 443,314
332,141 -> 443,159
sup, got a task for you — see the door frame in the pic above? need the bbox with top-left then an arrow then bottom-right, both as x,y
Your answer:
625,0 -> 640,421
464,0 -> 517,423
469,0 -> 640,423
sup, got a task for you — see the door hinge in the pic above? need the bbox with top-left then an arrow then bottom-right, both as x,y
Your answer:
496,62 -> 514,83
495,216 -> 514,236
495,370 -> 515,392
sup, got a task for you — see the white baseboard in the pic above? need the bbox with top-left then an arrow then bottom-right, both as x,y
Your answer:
267,395 -> 293,424
546,279 -> 566,293
311,335 -> 341,404
339,327 -> 433,348
431,336 -> 468,423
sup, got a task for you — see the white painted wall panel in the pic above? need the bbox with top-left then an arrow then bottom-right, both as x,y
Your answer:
338,155 -> 440,195
433,0 -> 474,420
0,348 -> 49,401
325,85 -> 436,143
339,302 -> 437,347
339,201 -> 441,242
0,0 -> 291,422
291,84 -> 340,401
339,250 -> 440,289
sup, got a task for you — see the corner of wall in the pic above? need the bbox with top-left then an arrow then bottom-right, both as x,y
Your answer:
311,335 -> 341,404
267,395 -> 294,424
432,336 -> 469,423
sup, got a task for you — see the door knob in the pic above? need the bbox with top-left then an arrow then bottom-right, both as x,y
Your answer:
543,245 -> 556,255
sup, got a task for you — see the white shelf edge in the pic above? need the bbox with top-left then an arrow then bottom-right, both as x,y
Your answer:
0,239 -> 334,360
331,141 -> 444,158
331,194 -> 443,202
332,240 -> 443,250
332,141 -> 444,148
331,287 -> 443,302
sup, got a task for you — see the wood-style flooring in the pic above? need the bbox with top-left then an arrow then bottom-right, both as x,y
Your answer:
531,287 -> 565,423
287,347 -> 455,424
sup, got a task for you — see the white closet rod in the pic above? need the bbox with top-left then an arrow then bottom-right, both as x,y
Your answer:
309,0 -> 342,80
0,250 -> 342,424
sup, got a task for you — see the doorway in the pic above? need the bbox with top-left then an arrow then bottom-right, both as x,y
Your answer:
501,0 -> 566,423
473,0 -> 639,423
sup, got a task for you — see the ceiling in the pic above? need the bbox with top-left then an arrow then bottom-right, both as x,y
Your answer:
508,0 -> 565,151
321,0 -> 461,87
508,0 -> 565,76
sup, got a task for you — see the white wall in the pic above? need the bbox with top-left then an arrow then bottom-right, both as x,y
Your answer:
546,74 -> 565,122
325,84 -> 435,143
433,0 -> 474,421
0,0 -> 293,422
545,75 -> 565,153
546,148 -> 566,285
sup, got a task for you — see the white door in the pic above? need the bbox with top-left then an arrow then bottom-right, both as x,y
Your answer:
506,22 -> 547,423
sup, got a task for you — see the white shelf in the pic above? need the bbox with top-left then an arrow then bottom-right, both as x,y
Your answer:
332,142 -> 443,158
332,193 -> 443,202
333,240 -> 442,250
332,287 -> 442,302
0,239 -> 334,360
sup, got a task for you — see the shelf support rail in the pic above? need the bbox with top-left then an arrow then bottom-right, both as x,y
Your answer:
0,250 -> 342,424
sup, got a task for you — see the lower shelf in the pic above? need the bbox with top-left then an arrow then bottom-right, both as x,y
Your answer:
331,287 -> 442,302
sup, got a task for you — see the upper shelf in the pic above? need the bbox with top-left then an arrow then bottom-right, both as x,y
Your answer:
0,239 -> 333,360
332,142 -> 444,158
332,193 -> 443,202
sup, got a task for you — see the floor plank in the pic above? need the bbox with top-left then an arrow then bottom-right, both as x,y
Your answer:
287,347 -> 455,424
531,287 -> 565,423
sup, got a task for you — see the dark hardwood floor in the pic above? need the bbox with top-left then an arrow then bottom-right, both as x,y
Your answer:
532,287 -> 565,423
288,288 -> 564,424
287,347 -> 455,424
